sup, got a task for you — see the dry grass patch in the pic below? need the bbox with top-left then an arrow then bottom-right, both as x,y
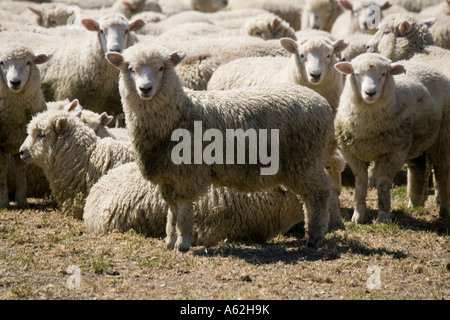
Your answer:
0,186 -> 448,300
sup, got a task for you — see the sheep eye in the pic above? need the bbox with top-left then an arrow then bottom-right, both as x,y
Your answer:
36,133 -> 45,139
300,54 -> 305,59
381,73 -> 386,77
129,67 -> 134,73
26,61 -> 31,66
0,61 -> 4,65
254,30 -> 262,36
383,28 -> 390,34
327,54 -> 331,58
158,66 -> 164,72
100,29 -> 105,34
50,19 -> 58,27
124,29 -> 129,35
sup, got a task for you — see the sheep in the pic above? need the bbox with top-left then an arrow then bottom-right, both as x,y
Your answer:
19,110 -> 135,219
0,43 -> 50,209
420,1 -> 450,50
28,3 -> 73,27
388,0 -> 443,12
105,43 -> 337,251
206,36 -> 348,193
159,0 -> 228,15
331,0 -> 408,39
11,13 -> 145,118
295,28 -> 336,41
227,0 -> 304,31
334,53 -> 450,223
338,33 -> 372,61
84,162 -> 306,245
244,13 -> 298,40
301,0 -> 343,32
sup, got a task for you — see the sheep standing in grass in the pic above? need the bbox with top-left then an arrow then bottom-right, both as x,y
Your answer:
334,53 -> 450,223
301,0 -> 343,32
207,36 -> 348,193
19,110 -> 135,219
84,162 -> 306,246
106,43 -> 336,251
0,43 -> 50,208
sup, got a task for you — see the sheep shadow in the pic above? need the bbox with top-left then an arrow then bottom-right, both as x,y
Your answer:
391,209 -> 449,236
192,234 -> 407,265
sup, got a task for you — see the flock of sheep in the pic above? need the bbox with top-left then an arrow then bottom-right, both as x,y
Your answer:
0,0 -> 449,252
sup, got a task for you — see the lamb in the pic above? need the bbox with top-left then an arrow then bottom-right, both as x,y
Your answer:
301,0 -> 343,32
207,37 -> 348,193
0,43 -> 50,209
334,53 -> 450,223
84,162 -> 307,246
17,13 -> 145,118
331,0 -> 407,39
106,43 -> 337,251
19,110 -> 135,219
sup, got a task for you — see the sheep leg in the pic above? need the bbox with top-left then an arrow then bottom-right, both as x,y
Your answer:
342,151 -> 368,224
174,203 -> 193,252
373,160 -> 403,223
328,188 -> 343,230
406,154 -> 429,208
13,156 -> 28,209
292,170 -> 331,249
0,153 -> 9,208
165,204 -> 178,250
430,163 -> 450,219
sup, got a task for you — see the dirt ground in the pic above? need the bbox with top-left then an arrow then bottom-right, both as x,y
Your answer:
0,185 -> 448,301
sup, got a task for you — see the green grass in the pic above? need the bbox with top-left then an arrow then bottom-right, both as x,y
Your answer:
347,221 -> 401,235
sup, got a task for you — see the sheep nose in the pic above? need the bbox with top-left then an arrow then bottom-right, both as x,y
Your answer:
365,90 -> 377,97
140,86 -> 153,94
10,80 -> 21,88
109,47 -> 122,53
310,73 -> 321,81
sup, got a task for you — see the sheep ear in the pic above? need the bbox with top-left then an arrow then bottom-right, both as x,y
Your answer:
129,19 -> 146,31
122,1 -> 132,8
334,62 -> 353,75
398,20 -> 412,36
390,63 -> 406,75
65,99 -> 80,112
28,7 -> 42,17
280,38 -> 298,54
32,54 -> 50,65
169,51 -> 186,66
422,18 -> 436,29
271,17 -> 281,29
332,39 -> 348,55
55,117 -> 68,135
81,19 -> 99,32
379,1 -> 392,11
339,0 -> 353,11
99,112 -> 113,126
105,52 -> 126,70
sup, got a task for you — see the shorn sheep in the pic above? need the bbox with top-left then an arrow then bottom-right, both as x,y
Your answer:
334,53 -> 450,223
0,43 -> 50,208
19,110 -> 135,219
106,43 -> 337,251
207,36 -> 348,193
84,163 -> 306,246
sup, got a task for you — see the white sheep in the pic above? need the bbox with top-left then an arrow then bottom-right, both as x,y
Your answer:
14,13 -> 145,118
244,13 -> 297,40
334,53 -> 450,223
207,37 -> 348,193
19,110 -> 135,219
338,33 -> 372,61
388,0 -> 443,12
158,0 -> 228,15
301,0 -> 343,32
106,43 -> 337,251
331,0 -> 407,39
84,162 -> 306,245
0,43 -> 50,209
420,0 -> 450,50
227,0 -> 304,31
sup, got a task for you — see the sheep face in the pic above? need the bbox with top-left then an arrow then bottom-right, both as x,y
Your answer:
82,14 -> 145,53
192,0 -> 228,13
0,46 -> 49,93
335,53 -> 405,104
305,0 -> 335,30
106,46 -> 186,100
339,0 -> 391,32
281,37 -> 348,85
366,16 -> 436,59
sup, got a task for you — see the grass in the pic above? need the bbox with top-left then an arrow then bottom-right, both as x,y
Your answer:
0,187 -> 449,300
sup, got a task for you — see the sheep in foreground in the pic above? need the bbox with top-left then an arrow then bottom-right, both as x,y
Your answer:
19,110 -> 135,219
301,0 -> 343,32
0,43 -> 50,208
334,53 -> 450,223
84,162 -> 306,246
207,37 -> 348,193
106,43 -> 337,251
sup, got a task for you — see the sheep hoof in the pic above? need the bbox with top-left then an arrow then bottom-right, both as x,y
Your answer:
351,210 -> 364,224
306,236 -> 322,249
175,235 -> 191,253
165,234 -> 177,250
377,212 -> 391,223
439,207 -> 449,219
